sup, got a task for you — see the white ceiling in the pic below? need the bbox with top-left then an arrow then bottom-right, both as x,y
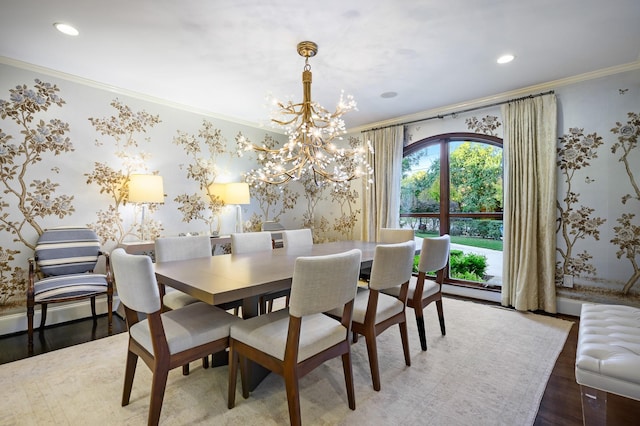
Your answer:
1,0 -> 639,131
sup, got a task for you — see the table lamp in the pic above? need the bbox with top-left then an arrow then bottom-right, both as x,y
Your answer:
128,174 -> 164,241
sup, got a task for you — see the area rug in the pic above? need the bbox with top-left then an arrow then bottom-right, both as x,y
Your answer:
0,298 -> 572,425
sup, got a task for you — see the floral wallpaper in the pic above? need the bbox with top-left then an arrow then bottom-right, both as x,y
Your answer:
0,63 -> 366,321
0,61 -> 639,330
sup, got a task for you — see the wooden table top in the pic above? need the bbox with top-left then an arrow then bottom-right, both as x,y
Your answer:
154,240 -> 378,308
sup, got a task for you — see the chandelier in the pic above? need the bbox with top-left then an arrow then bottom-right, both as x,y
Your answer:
237,41 -> 373,187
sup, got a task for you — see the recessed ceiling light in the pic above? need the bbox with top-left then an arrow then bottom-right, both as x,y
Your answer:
380,91 -> 398,99
497,54 -> 515,64
54,22 -> 79,36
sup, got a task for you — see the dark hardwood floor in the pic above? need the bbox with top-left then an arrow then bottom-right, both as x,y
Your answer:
1,304 -> 639,425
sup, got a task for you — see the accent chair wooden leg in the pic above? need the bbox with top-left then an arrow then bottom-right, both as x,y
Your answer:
39,303 -> 48,330
90,296 -> 97,320
182,364 -> 190,376
27,303 -> 34,355
415,310 -> 427,351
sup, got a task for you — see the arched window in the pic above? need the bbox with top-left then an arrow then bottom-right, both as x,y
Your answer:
401,132 -> 503,290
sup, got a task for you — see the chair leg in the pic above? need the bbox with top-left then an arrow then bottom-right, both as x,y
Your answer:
39,303 -> 48,330
228,346 -> 238,409
399,319 -> 411,366
122,350 -> 138,406
107,293 -> 113,335
148,362 -> 170,426
283,367 -> 302,426
364,332 -> 381,391
415,309 -> 427,351
27,303 -> 34,355
90,296 -> 97,320
182,364 -> 190,376
436,299 -> 446,336
341,351 -> 356,410
202,356 -> 209,369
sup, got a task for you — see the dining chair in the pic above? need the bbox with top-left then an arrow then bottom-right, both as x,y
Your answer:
27,226 -> 113,355
360,227 -> 415,281
281,228 -> 313,248
327,240 -> 415,391
261,220 -> 285,248
155,235 -> 212,311
110,248 -> 241,426
156,235 -> 242,374
378,227 -> 415,243
227,248 -> 362,426
231,231 -> 286,314
258,228 -> 315,314
230,231 -> 273,254
382,234 -> 450,351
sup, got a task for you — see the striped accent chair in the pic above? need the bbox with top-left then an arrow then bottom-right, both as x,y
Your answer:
27,227 -> 113,354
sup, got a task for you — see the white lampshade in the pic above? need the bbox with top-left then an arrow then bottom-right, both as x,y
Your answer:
225,182 -> 250,205
128,174 -> 164,203
208,182 -> 228,202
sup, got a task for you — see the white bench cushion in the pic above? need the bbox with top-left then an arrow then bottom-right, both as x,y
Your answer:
575,303 -> 640,401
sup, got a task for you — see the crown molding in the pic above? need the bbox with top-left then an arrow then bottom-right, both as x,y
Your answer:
0,56 -> 277,132
352,60 -> 640,134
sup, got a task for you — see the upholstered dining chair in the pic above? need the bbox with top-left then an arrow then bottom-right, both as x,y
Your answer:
360,227 -> 415,282
156,235 -> 240,374
231,231 -> 286,314
261,220 -> 285,248
378,227 -> 415,244
27,226 -> 113,354
111,248 -> 241,426
155,235 -> 212,311
382,234 -> 450,351
281,228 -> 313,248
227,248 -> 361,426
327,240 -> 415,391
230,231 -> 273,254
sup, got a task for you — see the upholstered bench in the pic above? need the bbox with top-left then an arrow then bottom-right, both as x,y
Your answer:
575,303 -> 640,425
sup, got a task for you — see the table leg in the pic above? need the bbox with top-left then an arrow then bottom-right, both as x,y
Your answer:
242,295 -> 271,392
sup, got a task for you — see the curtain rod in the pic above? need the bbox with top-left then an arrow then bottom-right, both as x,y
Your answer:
363,90 -> 555,133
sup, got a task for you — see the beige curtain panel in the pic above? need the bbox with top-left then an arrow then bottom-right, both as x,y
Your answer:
361,126 -> 404,242
501,93 -> 558,313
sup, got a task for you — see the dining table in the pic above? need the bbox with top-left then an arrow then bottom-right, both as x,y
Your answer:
154,240 -> 381,390
154,240 -> 380,317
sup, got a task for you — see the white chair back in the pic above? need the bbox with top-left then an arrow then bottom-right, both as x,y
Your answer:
417,234 -> 451,273
111,248 -> 161,314
288,249 -> 361,317
231,231 -> 273,254
282,228 -> 313,248
368,240 -> 416,291
379,228 -> 415,243
155,235 -> 212,262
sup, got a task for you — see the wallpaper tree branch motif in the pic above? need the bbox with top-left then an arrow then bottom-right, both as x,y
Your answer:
556,127 -> 606,281
610,111 -> 640,294
465,115 -> 501,136
172,120 -> 227,234
0,79 -> 75,307
85,99 -> 162,244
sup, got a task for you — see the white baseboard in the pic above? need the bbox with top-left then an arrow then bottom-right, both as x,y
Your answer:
443,284 -> 502,303
0,296 -> 119,336
443,284 -> 584,317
